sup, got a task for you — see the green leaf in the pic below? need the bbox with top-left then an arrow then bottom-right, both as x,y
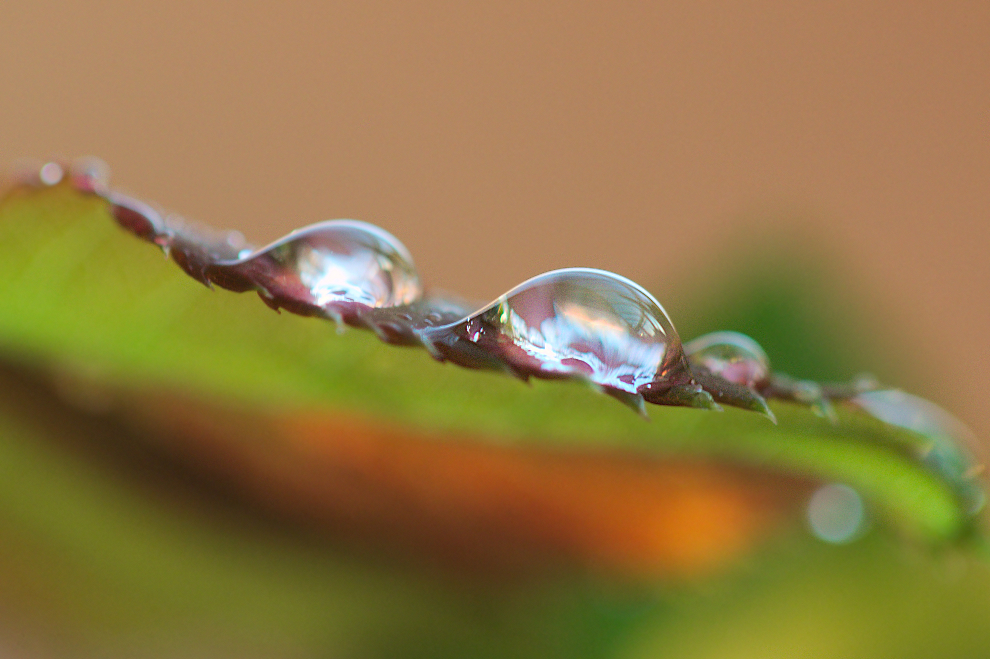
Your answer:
0,184 -> 982,543
0,181 -> 986,658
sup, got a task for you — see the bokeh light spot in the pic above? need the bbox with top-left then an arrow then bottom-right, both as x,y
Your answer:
807,483 -> 865,544
38,162 -> 64,186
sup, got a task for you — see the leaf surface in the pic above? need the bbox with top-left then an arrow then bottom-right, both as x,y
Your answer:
0,181 -> 987,658
0,184 -> 980,545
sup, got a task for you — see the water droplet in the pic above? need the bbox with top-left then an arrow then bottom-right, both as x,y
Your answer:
107,191 -> 169,244
684,331 -> 770,387
38,162 -> 64,186
681,331 -> 775,420
853,390 -> 975,445
69,157 -> 110,194
792,379 -> 838,423
807,483 -> 866,544
852,389 -> 985,514
424,268 -> 701,406
206,220 -> 422,323
11,159 -> 54,187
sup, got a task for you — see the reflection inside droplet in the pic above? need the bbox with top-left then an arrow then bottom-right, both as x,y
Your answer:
807,483 -> 866,544
297,243 -> 388,307
684,331 -> 770,387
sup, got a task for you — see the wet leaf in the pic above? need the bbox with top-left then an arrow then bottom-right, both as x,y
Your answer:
0,179 -> 986,657
0,183 -> 981,544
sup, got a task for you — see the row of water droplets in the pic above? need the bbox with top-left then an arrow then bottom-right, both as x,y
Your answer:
13,159 -> 985,516
54,159 -> 738,414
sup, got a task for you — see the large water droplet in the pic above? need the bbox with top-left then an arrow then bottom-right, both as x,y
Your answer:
684,331 -> 770,387
205,220 -> 423,324
424,268 -> 709,410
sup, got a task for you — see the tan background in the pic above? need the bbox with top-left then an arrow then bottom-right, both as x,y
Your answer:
2,2 -> 988,439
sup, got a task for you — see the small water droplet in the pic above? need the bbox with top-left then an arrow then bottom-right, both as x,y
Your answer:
793,380 -> 822,403
426,268 -> 689,399
853,390 -> 975,445
69,157 -> 110,194
684,331 -> 770,387
680,331 -> 775,419
207,220 -> 422,323
224,230 -> 248,250
786,378 -> 837,422
107,191 -> 168,243
38,162 -> 64,186
852,372 -> 880,392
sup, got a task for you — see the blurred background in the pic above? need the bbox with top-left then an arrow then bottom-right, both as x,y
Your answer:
1,2 -> 989,657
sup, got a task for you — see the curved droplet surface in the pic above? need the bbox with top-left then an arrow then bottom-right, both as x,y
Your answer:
852,389 -> 985,514
425,268 -> 698,406
682,331 -> 775,420
69,156 -> 111,195
206,220 -> 423,323
684,331 -> 770,387
853,389 -> 976,444
106,191 -> 169,244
